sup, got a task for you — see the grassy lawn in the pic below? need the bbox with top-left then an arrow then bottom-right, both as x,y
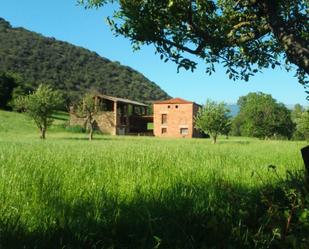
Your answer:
0,110 -> 308,249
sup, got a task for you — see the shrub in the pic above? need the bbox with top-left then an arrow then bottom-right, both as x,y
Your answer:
65,125 -> 86,133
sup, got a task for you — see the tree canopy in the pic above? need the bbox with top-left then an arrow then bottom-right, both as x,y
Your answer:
195,100 -> 230,143
0,72 -> 16,110
292,105 -> 309,140
296,110 -> 309,141
75,93 -> 100,140
232,92 -> 294,139
80,0 -> 309,97
13,85 -> 63,139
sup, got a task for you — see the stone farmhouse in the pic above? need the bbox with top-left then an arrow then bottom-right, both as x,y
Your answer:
70,94 -> 152,135
153,98 -> 204,138
70,95 -> 203,138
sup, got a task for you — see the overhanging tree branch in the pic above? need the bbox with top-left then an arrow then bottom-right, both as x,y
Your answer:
258,0 -> 309,73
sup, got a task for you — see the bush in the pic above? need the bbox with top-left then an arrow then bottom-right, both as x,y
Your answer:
292,130 -> 305,141
65,125 -> 86,133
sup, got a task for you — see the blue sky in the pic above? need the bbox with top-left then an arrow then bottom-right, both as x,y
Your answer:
0,0 -> 307,105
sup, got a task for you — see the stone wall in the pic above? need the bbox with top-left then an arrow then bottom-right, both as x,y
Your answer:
69,111 -> 116,135
69,113 -> 86,127
94,111 -> 116,135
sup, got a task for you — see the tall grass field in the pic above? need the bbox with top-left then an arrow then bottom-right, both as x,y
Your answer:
0,110 -> 308,249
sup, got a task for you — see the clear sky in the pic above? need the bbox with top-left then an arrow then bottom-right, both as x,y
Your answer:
0,0 -> 308,105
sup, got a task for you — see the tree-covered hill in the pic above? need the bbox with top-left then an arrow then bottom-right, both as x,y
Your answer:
0,17 -> 170,103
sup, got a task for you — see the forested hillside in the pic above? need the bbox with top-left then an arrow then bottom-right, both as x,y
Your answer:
0,17 -> 170,103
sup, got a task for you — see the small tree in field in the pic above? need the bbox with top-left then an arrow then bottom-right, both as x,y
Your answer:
14,84 -> 63,139
195,100 -> 230,144
76,93 -> 98,141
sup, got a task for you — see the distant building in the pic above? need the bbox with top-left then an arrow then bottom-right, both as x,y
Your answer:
70,95 -> 204,138
153,98 -> 204,138
70,94 -> 153,135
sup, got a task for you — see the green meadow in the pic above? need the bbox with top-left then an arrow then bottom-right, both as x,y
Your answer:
0,110 -> 308,249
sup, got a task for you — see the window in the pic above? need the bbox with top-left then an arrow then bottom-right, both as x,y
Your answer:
168,105 -> 171,108
175,105 -> 179,109
180,128 -> 189,135
161,114 -> 167,124
161,128 -> 167,134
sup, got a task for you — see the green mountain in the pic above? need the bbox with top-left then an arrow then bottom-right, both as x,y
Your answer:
0,17 -> 170,103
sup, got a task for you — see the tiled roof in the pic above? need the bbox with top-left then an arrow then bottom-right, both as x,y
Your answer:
154,98 -> 193,104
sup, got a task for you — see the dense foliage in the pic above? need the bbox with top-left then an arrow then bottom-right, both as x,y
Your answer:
0,72 -> 16,110
292,104 -> 306,140
13,85 -> 63,139
232,92 -> 295,139
295,110 -> 309,141
0,17 -> 170,106
79,0 -> 309,97
195,100 -> 231,143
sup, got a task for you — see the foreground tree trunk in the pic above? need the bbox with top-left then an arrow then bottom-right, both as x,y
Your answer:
88,118 -> 94,141
40,128 -> 46,139
89,127 -> 93,141
212,135 -> 217,144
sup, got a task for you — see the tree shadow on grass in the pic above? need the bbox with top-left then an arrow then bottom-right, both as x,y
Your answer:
1,172 -> 308,249
217,140 -> 251,145
59,137 -> 114,141
59,136 -> 156,143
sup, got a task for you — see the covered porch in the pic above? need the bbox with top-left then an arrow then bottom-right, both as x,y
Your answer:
93,94 -> 153,135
